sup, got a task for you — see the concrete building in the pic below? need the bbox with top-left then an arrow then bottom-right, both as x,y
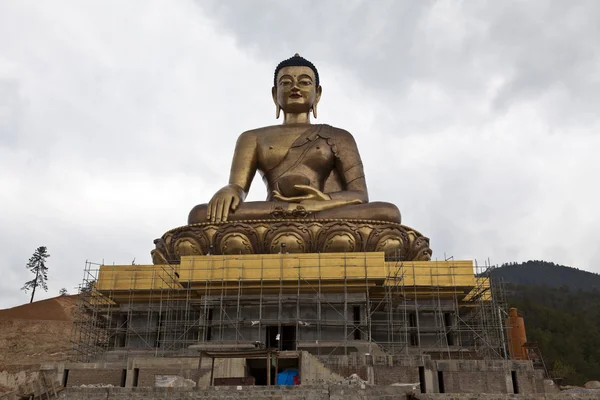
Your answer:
53,252 -> 555,395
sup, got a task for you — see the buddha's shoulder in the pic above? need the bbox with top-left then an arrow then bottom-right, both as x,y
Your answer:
237,124 -> 354,139
324,125 -> 354,139
238,125 -> 284,137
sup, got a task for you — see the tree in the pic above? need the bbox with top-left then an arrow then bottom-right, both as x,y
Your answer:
80,279 -> 96,294
59,288 -> 68,296
21,246 -> 50,303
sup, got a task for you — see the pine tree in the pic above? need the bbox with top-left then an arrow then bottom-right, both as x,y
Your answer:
59,288 -> 68,296
21,246 -> 50,303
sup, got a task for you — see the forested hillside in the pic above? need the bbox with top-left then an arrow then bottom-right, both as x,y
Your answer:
492,261 -> 600,385
493,260 -> 600,291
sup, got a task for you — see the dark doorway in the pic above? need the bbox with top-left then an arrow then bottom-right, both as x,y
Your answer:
281,326 -> 296,350
266,325 -> 296,350
132,368 -> 139,387
419,366 -> 426,393
353,306 -> 361,340
120,369 -> 127,387
437,370 -> 445,393
247,358 -> 274,385
266,326 -> 278,349
511,370 -> 520,394
155,313 -> 163,348
206,308 -> 213,341
62,369 -> 69,387
410,313 -> 419,346
444,313 -> 455,346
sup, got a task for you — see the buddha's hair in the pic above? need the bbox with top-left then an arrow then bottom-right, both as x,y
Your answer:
273,54 -> 320,86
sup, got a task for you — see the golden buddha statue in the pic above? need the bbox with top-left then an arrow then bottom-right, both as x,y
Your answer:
188,54 -> 400,225
152,55 -> 432,263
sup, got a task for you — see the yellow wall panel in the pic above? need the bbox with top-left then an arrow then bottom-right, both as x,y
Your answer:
95,254 -> 477,296
96,265 -> 180,291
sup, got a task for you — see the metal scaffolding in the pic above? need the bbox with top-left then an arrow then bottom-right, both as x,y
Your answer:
69,255 -> 509,363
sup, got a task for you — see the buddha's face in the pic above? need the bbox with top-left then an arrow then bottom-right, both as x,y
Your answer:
272,66 -> 322,115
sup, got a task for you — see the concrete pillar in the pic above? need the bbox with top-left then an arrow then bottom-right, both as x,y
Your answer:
365,353 -> 374,385
422,358 -> 435,393
424,367 -> 434,393
505,373 -> 514,393
124,369 -> 134,388
55,364 -> 66,387
124,358 -> 135,388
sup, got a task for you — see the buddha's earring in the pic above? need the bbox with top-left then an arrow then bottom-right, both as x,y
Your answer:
276,104 -> 281,119
312,104 -> 318,119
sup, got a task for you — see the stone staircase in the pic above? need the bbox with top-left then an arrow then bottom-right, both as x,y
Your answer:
300,352 -> 345,384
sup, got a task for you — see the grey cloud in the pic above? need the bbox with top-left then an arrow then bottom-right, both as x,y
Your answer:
0,79 -> 23,146
483,2 -> 600,119
195,0 -> 431,90
196,0 -> 600,126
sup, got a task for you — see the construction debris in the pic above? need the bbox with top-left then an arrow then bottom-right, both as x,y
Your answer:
390,382 -> 419,391
78,384 -> 114,388
339,373 -> 368,386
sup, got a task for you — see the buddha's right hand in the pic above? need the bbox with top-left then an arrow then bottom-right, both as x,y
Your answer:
207,185 -> 244,222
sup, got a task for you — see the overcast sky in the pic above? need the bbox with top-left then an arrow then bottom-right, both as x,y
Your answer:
1,1 -> 599,309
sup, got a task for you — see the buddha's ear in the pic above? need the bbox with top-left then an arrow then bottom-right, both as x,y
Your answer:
272,86 -> 280,119
312,85 -> 323,119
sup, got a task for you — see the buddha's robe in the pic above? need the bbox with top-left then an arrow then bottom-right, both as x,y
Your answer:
188,124 -> 400,224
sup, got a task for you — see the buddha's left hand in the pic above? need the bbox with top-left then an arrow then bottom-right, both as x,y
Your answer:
272,185 -> 331,202
274,184 -> 362,212
294,198 -> 362,213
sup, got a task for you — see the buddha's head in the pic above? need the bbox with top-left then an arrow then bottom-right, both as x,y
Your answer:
272,54 -> 322,119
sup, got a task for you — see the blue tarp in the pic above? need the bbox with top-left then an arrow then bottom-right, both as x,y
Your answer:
276,368 -> 298,385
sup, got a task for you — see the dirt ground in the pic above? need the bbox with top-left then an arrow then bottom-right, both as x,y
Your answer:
0,296 -> 78,373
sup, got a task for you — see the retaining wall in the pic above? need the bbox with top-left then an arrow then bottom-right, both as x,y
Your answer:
57,386 -> 599,400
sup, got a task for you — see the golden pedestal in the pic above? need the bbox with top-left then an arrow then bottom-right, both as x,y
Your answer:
151,219 -> 432,265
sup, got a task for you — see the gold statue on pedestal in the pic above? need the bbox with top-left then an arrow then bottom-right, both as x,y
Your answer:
152,55 -> 431,263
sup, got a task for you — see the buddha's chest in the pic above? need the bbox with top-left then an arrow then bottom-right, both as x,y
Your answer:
257,130 -> 334,172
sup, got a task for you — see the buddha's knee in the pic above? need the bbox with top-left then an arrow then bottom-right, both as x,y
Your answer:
188,203 -> 208,224
369,202 -> 401,224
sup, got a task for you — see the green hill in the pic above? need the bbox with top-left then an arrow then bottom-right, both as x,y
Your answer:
492,260 -> 600,291
491,261 -> 600,385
